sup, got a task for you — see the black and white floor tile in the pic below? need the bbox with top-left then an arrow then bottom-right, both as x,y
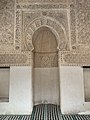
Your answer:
0,104 -> 90,120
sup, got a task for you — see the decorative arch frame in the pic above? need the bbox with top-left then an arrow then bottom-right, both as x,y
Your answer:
24,16 -> 69,51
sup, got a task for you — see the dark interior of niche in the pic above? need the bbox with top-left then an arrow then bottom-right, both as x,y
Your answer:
0,67 -> 10,69
0,67 -> 10,102
83,66 -> 90,68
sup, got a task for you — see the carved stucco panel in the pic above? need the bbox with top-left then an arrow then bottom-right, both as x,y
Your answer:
16,4 -> 68,10
68,0 -> 90,51
60,51 -> 90,66
0,52 -> 32,66
69,0 -> 77,50
1,0 -> 90,66
0,0 -> 15,51
34,53 -> 58,68
22,11 -> 69,51
15,10 -> 22,51
76,0 -> 90,45
16,0 -> 68,4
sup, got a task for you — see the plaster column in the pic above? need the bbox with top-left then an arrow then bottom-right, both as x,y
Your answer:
58,51 -> 61,106
29,51 -> 34,111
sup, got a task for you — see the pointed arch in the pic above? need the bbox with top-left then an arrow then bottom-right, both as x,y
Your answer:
24,17 -> 69,51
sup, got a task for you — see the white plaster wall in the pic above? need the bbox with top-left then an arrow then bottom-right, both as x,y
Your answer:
0,66 -> 33,115
60,66 -> 85,114
33,67 -> 60,105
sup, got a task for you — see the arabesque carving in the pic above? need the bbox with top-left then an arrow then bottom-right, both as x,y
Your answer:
23,12 -> 69,51
16,0 -> 68,4
34,53 -> 58,68
76,0 -> 90,45
0,52 -> 32,66
0,0 -> 14,50
16,4 -> 68,10
0,0 -> 90,66
69,0 -> 77,50
60,51 -> 90,66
